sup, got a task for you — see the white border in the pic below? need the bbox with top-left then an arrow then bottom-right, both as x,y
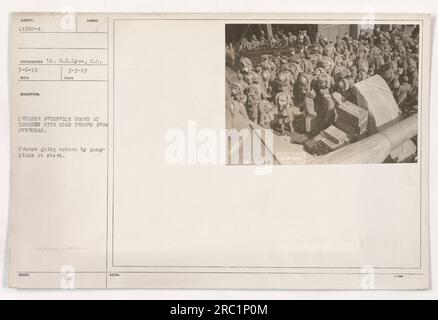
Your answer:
0,0 -> 436,300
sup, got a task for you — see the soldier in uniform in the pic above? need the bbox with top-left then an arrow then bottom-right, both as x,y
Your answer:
383,67 -> 400,93
245,84 -> 262,122
273,72 -> 294,99
302,30 -> 312,46
227,23 -> 420,137
250,34 -> 260,50
258,100 -> 275,129
394,75 -> 412,107
294,74 -> 317,133
321,92 -> 337,129
227,99 -> 249,119
275,92 -> 294,135
235,72 -> 249,94
332,78 -> 355,106
288,32 -> 297,46
240,37 -> 251,52
323,43 -> 336,60
335,36 -> 347,53
259,31 -> 269,48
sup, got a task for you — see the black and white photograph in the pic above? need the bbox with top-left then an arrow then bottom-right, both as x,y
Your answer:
0,5 -> 434,300
226,23 -> 421,164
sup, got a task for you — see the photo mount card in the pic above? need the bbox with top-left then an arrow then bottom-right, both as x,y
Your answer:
8,13 -> 431,289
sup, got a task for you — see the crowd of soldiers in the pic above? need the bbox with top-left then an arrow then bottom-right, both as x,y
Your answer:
236,29 -> 313,51
226,26 -> 419,136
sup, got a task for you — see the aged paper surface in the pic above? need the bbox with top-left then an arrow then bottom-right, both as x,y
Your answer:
8,13 -> 430,289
